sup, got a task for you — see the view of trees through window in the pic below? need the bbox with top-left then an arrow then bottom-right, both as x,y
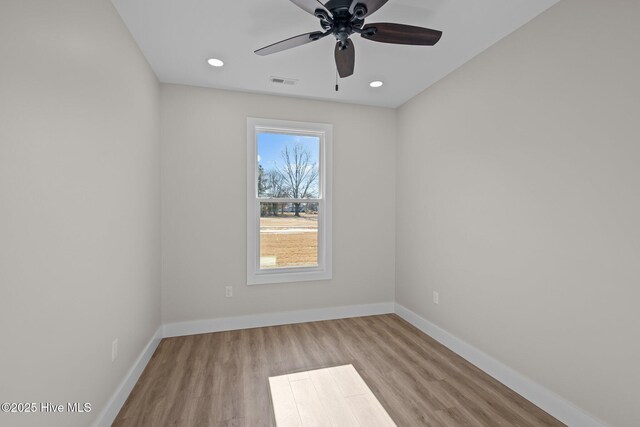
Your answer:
257,132 -> 320,269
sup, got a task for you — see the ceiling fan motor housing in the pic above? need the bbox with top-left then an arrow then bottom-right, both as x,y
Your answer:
315,1 -> 366,46
324,0 -> 359,12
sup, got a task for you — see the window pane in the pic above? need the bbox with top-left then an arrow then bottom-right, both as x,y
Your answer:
257,132 -> 320,199
260,202 -> 318,269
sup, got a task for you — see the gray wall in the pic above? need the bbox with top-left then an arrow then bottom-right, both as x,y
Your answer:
0,1 -> 161,426
395,0 -> 640,425
160,84 -> 396,324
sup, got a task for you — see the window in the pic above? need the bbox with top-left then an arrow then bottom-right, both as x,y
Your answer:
247,118 -> 332,285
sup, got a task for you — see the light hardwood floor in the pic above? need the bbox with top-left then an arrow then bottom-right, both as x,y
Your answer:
113,314 -> 564,426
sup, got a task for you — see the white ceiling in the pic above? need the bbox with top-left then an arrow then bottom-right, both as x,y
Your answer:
111,0 -> 559,108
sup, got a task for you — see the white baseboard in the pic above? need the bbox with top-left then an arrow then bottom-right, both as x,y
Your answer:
92,327 -> 162,427
162,302 -> 395,338
394,303 -> 607,427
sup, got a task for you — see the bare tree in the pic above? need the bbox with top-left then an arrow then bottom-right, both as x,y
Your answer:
258,164 -> 266,195
278,144 -> 319,216
264,169 -> 287,215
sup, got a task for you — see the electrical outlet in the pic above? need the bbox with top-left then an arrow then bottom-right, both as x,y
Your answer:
433,291 -> 440,305
225,286 -> 233,298
112,339 -> 118,362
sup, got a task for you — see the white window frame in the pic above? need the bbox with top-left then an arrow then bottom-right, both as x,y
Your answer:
246,117 -> 333,285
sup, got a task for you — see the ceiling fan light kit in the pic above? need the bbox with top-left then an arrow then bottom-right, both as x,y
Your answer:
255,0 -> 442,79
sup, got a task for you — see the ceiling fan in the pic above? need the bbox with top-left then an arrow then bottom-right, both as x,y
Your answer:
254,0 -> 443,78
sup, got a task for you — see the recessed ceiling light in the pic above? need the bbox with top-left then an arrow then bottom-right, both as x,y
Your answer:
369,81 -> 384,88
207,58 -> 224,67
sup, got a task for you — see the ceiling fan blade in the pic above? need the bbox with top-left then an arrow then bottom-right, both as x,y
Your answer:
361,23 -> 443,46
255,32 -> 325,56
289,0 -> 330,17
348,0 -> 358,14
335,40 -> 355,78
354,0 -> 389,18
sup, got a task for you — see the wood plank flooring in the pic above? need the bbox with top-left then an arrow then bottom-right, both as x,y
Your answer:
113,314 -> 564,427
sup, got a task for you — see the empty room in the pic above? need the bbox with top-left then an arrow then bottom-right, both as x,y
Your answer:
1,0 -> 638,426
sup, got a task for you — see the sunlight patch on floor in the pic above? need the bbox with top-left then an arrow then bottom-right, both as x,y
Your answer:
269,364 -> 396,427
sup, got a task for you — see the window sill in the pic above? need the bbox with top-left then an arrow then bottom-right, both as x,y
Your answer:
247,268 -> 332,285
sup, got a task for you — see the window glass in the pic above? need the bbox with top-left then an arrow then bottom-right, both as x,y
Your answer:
257,132 -> 320,199
260,202 -> 318,269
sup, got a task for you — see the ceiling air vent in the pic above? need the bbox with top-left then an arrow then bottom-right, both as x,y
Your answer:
269,76 -> 298,86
